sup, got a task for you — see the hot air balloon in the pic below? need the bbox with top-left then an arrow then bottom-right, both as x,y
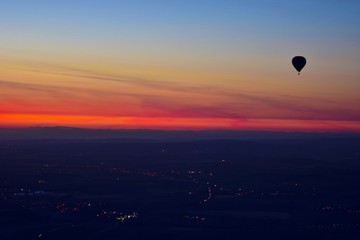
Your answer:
292,56 -> 306,75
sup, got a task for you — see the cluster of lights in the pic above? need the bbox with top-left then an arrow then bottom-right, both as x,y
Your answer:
96,210 -> 139,222
116,212 -> 138,222
183,215 -> 206,221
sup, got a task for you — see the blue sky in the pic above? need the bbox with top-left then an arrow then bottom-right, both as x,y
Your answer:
1,1 -> 359,130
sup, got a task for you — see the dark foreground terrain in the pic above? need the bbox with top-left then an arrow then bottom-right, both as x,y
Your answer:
0,131 -> 360,239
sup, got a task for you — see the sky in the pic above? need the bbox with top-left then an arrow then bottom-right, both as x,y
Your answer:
0,0 -> 359,131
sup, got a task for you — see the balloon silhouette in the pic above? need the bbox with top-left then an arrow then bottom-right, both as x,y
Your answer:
292,56 -> 306,75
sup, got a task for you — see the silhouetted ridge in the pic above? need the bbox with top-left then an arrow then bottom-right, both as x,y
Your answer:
0,126 -> 359,141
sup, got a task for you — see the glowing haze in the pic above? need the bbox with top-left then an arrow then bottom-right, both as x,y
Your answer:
1,1 -> 359,131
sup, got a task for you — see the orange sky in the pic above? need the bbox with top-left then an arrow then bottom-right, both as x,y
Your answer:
1,2 -> 359,131
1,114 -> 359,132
0,59 -> 359,131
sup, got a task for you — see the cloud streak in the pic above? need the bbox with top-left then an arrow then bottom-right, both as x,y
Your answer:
1,64 -> 360,122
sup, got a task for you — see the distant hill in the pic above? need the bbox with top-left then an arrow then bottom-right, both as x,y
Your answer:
0,126 -> 359,141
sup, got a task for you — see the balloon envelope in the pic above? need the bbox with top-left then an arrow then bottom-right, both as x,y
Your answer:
292,56 -> 306,74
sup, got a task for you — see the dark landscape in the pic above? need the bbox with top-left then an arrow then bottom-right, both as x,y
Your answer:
1,128 -> 360,239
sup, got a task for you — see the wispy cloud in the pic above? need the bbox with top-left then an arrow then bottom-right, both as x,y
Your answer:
2,64 -> 360,121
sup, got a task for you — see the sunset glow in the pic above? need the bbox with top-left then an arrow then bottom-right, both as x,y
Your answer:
1,1 -> 359,131
1,114 -> 359,132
